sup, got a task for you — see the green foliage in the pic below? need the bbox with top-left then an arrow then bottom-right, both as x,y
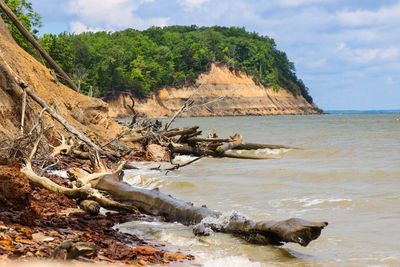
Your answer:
1,0 -> 42,54
36,25 -> 313,102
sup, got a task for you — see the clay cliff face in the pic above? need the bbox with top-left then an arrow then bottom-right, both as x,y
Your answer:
106,63 -> 321,118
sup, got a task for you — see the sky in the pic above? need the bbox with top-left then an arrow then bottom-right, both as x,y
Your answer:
30,0 -> 400,110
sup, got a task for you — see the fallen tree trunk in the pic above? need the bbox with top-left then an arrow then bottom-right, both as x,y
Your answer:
94,175 -> 327,247
161,126 -> 200,138
222,150 -> 275,160
187,137 -> 230,143
235,142 -> 299,150
215,133 -> 242,153
169,143 -> 212,156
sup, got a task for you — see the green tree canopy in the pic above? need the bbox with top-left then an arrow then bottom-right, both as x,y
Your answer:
2,17 -> 310,102
0,0 -> 42,53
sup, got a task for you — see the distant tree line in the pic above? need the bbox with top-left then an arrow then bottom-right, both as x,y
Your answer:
1,1 -> 313,103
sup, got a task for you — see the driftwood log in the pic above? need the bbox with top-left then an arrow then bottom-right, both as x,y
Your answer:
95,174 -> 327,247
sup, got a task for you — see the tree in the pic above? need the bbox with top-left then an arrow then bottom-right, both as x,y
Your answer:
0,0 -> 42,53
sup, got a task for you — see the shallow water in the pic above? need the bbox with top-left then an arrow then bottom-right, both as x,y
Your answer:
119,114 -> 400,266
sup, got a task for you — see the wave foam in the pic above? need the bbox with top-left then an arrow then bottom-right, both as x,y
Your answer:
124,174 -> 165,189
269,197 -> 352,208
203,256 -> 263,267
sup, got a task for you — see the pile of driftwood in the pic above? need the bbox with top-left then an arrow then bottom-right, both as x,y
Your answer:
164,126 -> 297,160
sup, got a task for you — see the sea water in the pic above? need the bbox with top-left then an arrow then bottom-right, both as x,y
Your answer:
118,113 -> 400,266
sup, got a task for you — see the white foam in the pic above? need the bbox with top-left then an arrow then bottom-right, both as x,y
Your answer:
269,197 -> 352,208
124,174 -> 165,189
47,170 -> 68,178
172,155 -> 199,164
202,256 -> 263,267
233,148 -> 290,157
196,211 -> 248,231
301,198 -> 351,207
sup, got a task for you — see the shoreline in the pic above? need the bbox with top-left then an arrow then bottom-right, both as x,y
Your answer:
0,164 -> 195,266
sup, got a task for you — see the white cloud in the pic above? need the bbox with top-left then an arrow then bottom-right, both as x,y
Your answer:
277,0 -> 330,7
70,21 -> 105,34
307,58 -> 327,68
386,76 -> 394,85
336,3 -> 400,27
66,0 -> 168,31
337,43 -> 398,63
178,0 -> 209,10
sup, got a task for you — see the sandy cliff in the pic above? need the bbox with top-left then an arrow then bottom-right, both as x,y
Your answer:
106,63 -> 321,118
0,18 -> 123,141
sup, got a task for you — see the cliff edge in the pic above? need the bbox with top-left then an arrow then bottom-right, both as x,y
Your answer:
105,63 -> 321,118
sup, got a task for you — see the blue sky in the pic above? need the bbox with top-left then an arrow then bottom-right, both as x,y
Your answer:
30,0 -> 400,110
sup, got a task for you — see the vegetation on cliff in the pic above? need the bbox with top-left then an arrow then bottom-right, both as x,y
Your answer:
1,0 -> 313,104
38,27 -> 313,103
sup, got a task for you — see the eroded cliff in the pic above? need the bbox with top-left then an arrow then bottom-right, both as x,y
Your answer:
105,63 -> 321,118
0,17 -> 123,141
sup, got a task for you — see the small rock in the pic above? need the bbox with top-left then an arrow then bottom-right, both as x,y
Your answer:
164,253 -> 186,260
79,200 -> 100,216
72,106 -> 86,125
18,227 -> 32,239
52,240 -> 97,260
32,232 -> 51,242
134,245 -> 160,256
43,237 -> 55,242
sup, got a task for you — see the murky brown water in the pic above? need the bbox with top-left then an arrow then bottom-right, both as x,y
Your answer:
120,114 -> 400,266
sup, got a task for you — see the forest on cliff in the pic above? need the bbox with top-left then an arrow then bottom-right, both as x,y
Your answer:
1,0 -> 313,103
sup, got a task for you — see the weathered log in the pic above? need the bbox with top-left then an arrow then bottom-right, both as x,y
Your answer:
216,133 -> 242,153
222,150 -> 274,160
20,88 -> 26,133
235,142 -> 299,150
187,137 -> 230,143
94,175 -> 327,247
169,143 -> 213,156
71,149 -> 90,159
193,213 -> 327,247
161,126 -> 199,138
0,0 -> 79,92
95,174 -> 218,225
79,200 -> 100,216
